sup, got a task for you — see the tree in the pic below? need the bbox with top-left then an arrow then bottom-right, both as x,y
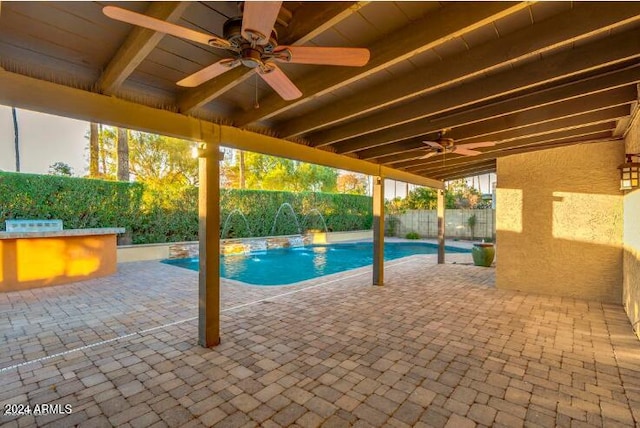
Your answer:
12,107 -> 19,172
385,183 -> 483,211
89,122 -> 99,177
239,150 -> 245,189
241,152 -> 338,192
447,179 -> 482,208
86,124 -> 116,178
337,173 -> 367,194
404,187 -> 438,209
294,162 -> 337,192
127,131 -> 198,186
48,162 -> 73,176
87,126 -> 198,186
117,127 -> 130,181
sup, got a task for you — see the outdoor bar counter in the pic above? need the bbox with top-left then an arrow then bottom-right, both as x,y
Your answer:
0,228 -> 125,292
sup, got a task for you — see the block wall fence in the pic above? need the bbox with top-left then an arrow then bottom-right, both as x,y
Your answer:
391,209 -> 494,240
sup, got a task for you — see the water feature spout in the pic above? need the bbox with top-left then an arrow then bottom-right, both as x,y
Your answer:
221,209 -> 253,239
270,202 -> 301,235
302,208 -> 329,233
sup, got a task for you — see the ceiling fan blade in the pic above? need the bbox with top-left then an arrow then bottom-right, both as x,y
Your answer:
177,59 -> 240,87
241,1 -> 282,45
456,141 -> 496,150
274,46 -> 370,66
258,63 -> 302,101
420,152 -> 439,159
454,148 -> 483,156
423,140 -> 444,150
103,6 -> 230,49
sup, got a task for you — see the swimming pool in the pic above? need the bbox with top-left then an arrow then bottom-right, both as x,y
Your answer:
163,242 -> 470,286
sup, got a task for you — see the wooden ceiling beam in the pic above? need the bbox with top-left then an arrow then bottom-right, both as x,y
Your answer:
344,85 -> 635,156
382,124 -> 615,167
438,167 -> 499,182
390,106 -> 628,169
412,132 -> 616,175
97,2 -> 189,95
424,159 -> 497,175
427,161 -> 498,180
281,1 -> 368,45
176,2 -> 363,114
232,2 -> 530,127
425,135 -> 618,180
277,3 -> 640,139
311,27 -> 640,148
358,80 -> 636,163
430,104 -> 629,146
344,66 -> 640,156
390,105 -> 629,169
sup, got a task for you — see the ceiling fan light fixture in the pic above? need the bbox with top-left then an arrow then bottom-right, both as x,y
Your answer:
102,2 -> 369,101
240,46 -> 265,68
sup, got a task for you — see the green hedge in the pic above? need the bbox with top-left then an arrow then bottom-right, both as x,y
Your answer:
0,172 -> 372,244
0,172 -> 143,233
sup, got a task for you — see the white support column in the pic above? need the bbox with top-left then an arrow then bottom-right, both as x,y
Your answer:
437,189 -> 445,264
198,141 -> 221,347
373,176 -> 385,285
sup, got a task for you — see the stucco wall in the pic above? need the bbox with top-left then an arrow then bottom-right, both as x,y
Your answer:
496,141 -> 624,303
623,115 -> 640,339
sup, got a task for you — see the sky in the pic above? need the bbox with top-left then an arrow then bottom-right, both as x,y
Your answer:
0,105 -> 495,197
0,106 -> 89,175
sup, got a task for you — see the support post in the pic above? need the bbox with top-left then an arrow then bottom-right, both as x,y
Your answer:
373,176 -> 385,285
437,189 -> 445,264
198,141 -> 221,347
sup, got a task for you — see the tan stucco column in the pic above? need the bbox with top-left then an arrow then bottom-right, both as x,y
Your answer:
198,141 -> 221,347
373,176 -> 385,285
437,189 -> 445,264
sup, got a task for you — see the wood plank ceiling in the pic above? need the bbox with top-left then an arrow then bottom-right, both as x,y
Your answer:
1,1 -> 639,181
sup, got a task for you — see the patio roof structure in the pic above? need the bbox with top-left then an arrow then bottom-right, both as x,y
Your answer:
2,2 -> 639,180
1,0 -> 640,354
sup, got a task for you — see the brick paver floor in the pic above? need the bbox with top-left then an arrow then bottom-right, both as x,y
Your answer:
1,253 -> 639,427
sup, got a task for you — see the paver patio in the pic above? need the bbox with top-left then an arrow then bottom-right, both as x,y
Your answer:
1,253 -> 639,427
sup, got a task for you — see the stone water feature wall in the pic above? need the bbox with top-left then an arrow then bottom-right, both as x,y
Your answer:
167,234 -> 312,259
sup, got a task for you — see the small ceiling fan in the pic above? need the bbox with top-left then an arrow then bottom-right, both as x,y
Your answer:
103,2 -> 370,101
420,130 -> 495,159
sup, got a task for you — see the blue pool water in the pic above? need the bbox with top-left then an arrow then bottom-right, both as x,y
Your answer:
163,242 -> 470,286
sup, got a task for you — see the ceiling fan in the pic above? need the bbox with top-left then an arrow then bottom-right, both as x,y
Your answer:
420,130 -> 495,159
102,2 -> 370,101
